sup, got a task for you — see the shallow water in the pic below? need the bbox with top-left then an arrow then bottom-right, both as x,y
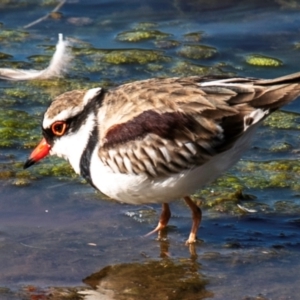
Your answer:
1,1 -> 300,299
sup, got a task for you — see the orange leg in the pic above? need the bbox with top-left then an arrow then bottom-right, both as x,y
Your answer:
184,196 -> 202,244
144,203 -> 171,237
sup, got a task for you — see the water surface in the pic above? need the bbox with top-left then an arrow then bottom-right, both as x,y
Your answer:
1,1 -> 300,299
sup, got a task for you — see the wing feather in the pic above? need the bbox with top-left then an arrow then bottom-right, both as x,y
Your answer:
96,74 -> 300,177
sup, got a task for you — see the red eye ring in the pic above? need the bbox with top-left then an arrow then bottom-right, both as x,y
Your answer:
51,121 -> 67,136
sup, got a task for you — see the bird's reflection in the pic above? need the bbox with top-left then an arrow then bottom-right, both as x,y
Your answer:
156,227 -> 200,258
78,236 -> 212,300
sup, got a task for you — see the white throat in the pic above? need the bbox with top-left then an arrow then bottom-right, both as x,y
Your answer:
50,113 -> 96,174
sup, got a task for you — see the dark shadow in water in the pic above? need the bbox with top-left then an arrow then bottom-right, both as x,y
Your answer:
82,255 -> 212,300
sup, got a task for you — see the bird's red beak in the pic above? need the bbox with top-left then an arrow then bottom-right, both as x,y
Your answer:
24,138 -> 51,169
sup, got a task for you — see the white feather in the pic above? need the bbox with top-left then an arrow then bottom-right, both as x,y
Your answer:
159,146 -> 171,162
0,33 -> 71,81
123,156 -> 134,174
244,109 -> 268,131
199,78 -> 250,87
83,88 -> 102,106
184,142 -> 197,155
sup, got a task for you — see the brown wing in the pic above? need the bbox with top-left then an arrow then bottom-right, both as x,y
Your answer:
97,73 -> 300,177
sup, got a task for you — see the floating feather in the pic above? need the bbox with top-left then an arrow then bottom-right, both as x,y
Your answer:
0,33 -> 71,80
237,204 -> 257,213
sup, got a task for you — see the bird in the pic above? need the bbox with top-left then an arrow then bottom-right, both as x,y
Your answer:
24,72 -> 300,244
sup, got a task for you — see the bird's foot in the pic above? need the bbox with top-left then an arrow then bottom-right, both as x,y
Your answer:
144,221 -> 166,238
185,232 -> 197,245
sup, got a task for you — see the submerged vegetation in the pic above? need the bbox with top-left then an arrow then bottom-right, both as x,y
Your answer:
177,44 -> 217,60
245,54 -> 283,67
0,29 -> 29,43
116,29 -> 171,42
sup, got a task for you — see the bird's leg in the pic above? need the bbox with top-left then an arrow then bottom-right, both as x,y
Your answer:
144,203 -> 171,238
184,196 -> 202,244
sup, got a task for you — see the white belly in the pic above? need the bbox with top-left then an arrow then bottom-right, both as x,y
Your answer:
89,125 -> 258,205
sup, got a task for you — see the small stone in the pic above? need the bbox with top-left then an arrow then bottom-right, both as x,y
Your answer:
49,11 -> 63,19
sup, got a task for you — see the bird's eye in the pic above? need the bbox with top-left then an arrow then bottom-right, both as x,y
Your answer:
51,121 -> 67,136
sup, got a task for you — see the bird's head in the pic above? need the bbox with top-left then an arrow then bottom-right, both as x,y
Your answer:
24,88 -> 103,173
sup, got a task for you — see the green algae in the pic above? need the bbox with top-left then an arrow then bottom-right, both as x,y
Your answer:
12,177 -> 31,186
4,87 -> 32,99
72,45 -> 166,77
171,61 -> 211,76
192,158 -> 300,212
238,160 -> 300,190
0,52 -> 13,59
11,162 -> 38,181
0,29 -> 29,43
0,110 -> 38,130
35,158 -> 76,178
269,142 -> 292,152
15,169 -> 32,179
171,61 -> 231,77
273,200 -> 300,214
72,46 -> 168,65
269,173 -> 290,188
41,0 -> 61,5
0,169 -> 15,179
239,174 -> 270,189
28,54 -> 52,64
245,54 -> 283,67
0,156 -> 77,186
23,76 -> 105,101
0,109 -> 40,148
0,60 -> 31,69
174,0 -> 236,12
183,31 -> 204,42
71,46 -> 104,56
263,110 -> 300,129
264,161 -> 291,172
111,23 -> 168,44
214,175 -> 244,190
116,30 -> 171,42
25,78 -> 72,90
133,22 -> 158,30
177,44 -> 217,60
102,49 -> 168,64
10,154 -> 76,185
154,39 -> 181,49
25,78 -> 111,100
144,63 -> 164,74
276,0 -> 300,9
